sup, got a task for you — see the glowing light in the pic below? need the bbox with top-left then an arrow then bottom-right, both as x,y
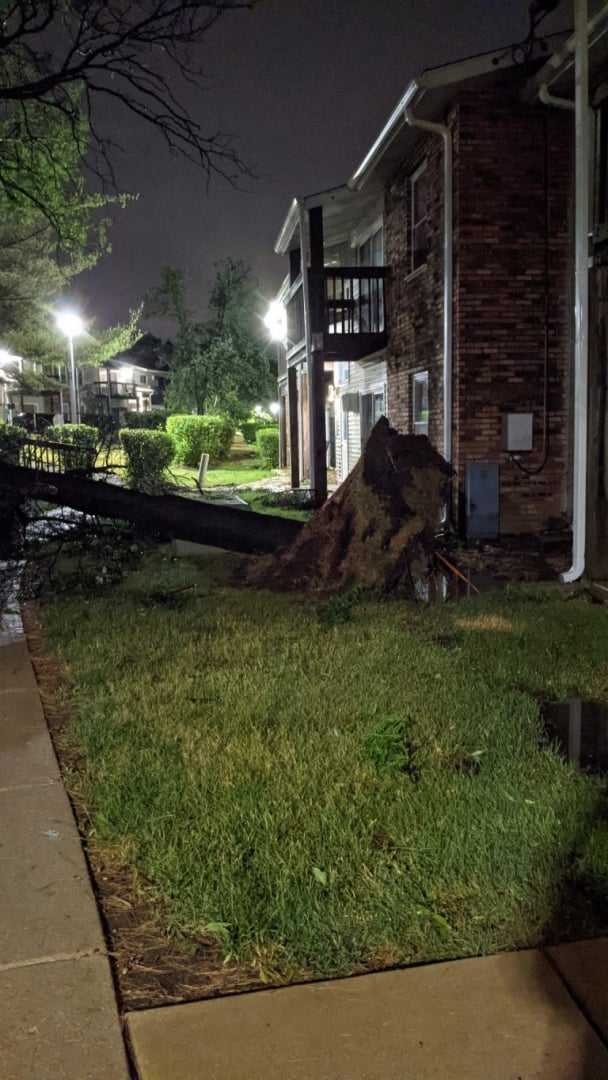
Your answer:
118,366 -> 134,381
55,311 -> 83,339
269,401 -> 280,416
263,300 -> 287,343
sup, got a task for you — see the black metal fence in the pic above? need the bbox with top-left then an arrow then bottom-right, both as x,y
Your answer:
19,437 -> 96,474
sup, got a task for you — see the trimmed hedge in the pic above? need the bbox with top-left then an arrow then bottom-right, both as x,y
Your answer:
0,421 -> 26,464
47,422 -> 99,448
241,414 -> 277,445
166,414 -> 234,467
256,427 -> 280,469
120,429 -> 174,492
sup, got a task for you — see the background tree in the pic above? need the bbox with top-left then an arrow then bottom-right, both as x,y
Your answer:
0,1 -> 253,236
145,259 -> 275,420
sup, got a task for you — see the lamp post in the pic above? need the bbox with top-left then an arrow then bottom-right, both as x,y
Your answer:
55,312 -> 83,423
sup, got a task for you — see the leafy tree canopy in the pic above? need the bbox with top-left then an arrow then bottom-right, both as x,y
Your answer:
145,259 -> 275,421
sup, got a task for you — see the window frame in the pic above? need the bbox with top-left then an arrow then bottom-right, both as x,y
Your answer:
360,383 -> 386,446
412,371 -> 429,436
410,160 -> 429,273
335,360 -> 349,386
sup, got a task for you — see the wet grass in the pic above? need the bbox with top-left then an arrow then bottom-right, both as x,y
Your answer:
168,459 -> 275,489
41,560 -> 608,982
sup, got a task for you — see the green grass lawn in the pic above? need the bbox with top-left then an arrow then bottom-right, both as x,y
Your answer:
41,557 -> 608,983
93,441 -> 276,489
168,458 -> 276,489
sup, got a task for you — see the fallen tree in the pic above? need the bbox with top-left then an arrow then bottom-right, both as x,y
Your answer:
0,420 -> 452,597
248,418 -> 452,598
0,461 -> 303,556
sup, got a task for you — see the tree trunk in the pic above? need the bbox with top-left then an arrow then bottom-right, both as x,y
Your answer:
0,461 -> 302,555
248,418 -> 452,598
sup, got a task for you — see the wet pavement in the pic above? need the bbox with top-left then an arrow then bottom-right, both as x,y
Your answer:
0,568 -> 128,1079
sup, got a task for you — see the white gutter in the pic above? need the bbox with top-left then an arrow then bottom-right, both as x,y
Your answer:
349,82 -> 420,192
274,199 -> 299,255
403,109 -> 453,465
561,0 -> 590,583
297,198 -> 316,487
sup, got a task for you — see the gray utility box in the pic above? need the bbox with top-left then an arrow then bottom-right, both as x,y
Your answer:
502,412 -> 534,453
465,462 -> 499,540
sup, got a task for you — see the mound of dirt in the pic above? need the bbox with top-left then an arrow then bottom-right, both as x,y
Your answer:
248,418 -> 452,598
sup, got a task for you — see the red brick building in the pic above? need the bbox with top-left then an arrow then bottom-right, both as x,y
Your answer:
272,20 -> 607,574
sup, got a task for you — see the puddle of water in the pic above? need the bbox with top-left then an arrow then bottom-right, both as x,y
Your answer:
540,698 -> 608,773
415,573 -> 476,604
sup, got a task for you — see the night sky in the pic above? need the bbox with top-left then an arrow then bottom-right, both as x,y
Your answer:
73,0 -> 570,337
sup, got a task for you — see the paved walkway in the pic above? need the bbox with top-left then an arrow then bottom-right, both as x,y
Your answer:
0,571 -> 129,1080
3,572 -> 608,1079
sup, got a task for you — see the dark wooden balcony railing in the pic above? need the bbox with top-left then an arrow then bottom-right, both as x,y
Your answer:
323,267 -> 386,336
284,267 -> 387,362
90,381 -> 137,399
286,276 -> 305,350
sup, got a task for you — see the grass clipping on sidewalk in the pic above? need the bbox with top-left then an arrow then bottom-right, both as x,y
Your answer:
41,555 -> 608,985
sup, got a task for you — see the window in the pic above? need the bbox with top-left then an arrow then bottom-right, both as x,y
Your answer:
411,162 -> 429,272
139,374 -> 147,385
358,225 -> 384,268
335,360 -> 349,385
360,387 -> 385,445
413,371 -> 429,435
358,224 -> 385,333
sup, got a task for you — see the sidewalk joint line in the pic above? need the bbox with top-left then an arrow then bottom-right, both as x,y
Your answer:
541,947 -> 608,1054
0,948 -> 104,972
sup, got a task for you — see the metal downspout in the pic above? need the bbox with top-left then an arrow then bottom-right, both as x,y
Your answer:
562,0 -> 589,583
403,109 -> 453,465
297,198 -> 315,488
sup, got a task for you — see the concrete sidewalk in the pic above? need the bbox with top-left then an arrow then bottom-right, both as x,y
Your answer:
0,581 -> 129,1080
126,946 -> 608,1080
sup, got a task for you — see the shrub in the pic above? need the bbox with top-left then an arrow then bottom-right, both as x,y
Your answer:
0,421 -> 26,464
241,413 -> 276,445
120,429 -> 174,492
255,427 -> 280,469
121,411 -> 167,431
47,422 -> 99,448
166,414 -> 234,467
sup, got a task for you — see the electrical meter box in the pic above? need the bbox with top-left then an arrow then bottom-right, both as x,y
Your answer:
502,412 -> 534,452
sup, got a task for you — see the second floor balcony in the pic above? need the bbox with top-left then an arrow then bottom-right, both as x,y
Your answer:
285,267 -> 387,362
89,380 -> 138,399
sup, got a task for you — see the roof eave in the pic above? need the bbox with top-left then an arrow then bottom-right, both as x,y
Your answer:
274,198 -> 299,255
348,80 -> 421,192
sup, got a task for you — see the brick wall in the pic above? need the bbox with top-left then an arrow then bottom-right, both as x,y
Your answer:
385,131 -> 446,452
385,70 -> 574,536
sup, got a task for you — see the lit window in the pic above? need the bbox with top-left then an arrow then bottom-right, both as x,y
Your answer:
335,361 -> 349,385
360,387 -> 385,445
411,162 -> 429,272
413,371 -> 429,435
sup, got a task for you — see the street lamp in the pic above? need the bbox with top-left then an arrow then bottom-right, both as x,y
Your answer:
55,312 -> 83,423
263,301 -> 287,344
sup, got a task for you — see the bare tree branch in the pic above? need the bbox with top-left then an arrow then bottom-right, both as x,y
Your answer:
0,0 -> 256,210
